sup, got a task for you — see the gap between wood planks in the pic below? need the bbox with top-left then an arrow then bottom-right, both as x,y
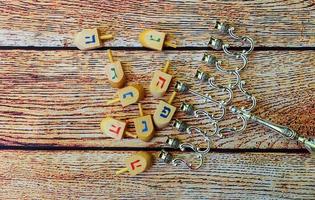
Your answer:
0,145 -> 309,153
0,46 -> 314,51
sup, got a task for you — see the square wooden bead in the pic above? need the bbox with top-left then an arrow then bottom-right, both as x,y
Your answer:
117,85 -> 144,107
139,29 -> 166,51
100,117 -> 126,140
153,100 -> 176,129
74,28 -> 101,50
106,61 -> 126,88
133,115 -> 155,142
149,70 -> 172,97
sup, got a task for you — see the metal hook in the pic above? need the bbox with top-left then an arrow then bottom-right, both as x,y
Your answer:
174,80 -> 229,123
215,113 -> 248,136
237,78 -> 257,112
222,40 -> 254,58
172,119 -> 212,154
203,53 -> 247,73
215,53 -> 248,73
194,70 -> 233,104
180,101 -> 224,125
202,54 -> 239,89
180,102 -> 248,137
196,67 -> 256,112
159,149 -> 204,170
208,36 -> 252,58
175,81 -> 221,106
177,80 -> 232,107
159,137 -> 204,170
214,21 -> 255,56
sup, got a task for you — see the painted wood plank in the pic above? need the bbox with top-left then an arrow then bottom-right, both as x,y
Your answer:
0,0 -> 314,47
0,150 -> 314,199
0,50 -> 314,149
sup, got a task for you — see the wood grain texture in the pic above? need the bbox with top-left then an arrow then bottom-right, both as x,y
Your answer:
0,150 -> 314,199
0,0 -> 314,47
0,50 -> 314,149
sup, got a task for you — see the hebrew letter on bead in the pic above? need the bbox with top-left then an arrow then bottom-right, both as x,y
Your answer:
156,76 -> 166,88
109,124 -> 121,135
85,35 -> 96,44
160,106 -> 171,118
130,160 -> 142,170
141,121 -> 148,132
123,92 -> 134,99
111,68 -> 118,79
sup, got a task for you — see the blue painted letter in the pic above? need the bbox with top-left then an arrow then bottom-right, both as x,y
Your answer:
141,121 -> 148,132
160,106 -> 171,118
85,35 -> 96,44
123,92 -> 134,99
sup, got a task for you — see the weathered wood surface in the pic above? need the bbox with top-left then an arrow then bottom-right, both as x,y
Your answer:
0,50 -> 313,149
0,0 -> 314,47
0,150 -> 314,199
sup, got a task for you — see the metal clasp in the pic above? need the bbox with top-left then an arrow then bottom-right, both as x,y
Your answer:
172,119 -> 212,154
214,21 -> 255,56
159,137 -> 204,170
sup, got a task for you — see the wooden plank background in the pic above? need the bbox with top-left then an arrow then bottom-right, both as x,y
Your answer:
0,151 -> 314,199
0,50 -> 314,149
0,0 -> 314,199
0,0 -> 314,47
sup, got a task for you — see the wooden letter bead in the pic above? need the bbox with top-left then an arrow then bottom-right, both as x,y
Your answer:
133,115 -> 155,142
117,84 -> 144,107
106,61 -> 126,88
153,100 -> 176,129
74,28 -> 102,50
124,152 -> 153,176
100,117 -> 126,140
149,70 -> 172,98
139,29 -> 166,51
74,28 -> 113,50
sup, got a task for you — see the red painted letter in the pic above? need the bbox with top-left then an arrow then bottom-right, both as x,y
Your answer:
130,160 -> 142,170
156,76 -> 166,88
109,125 -> 121,135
